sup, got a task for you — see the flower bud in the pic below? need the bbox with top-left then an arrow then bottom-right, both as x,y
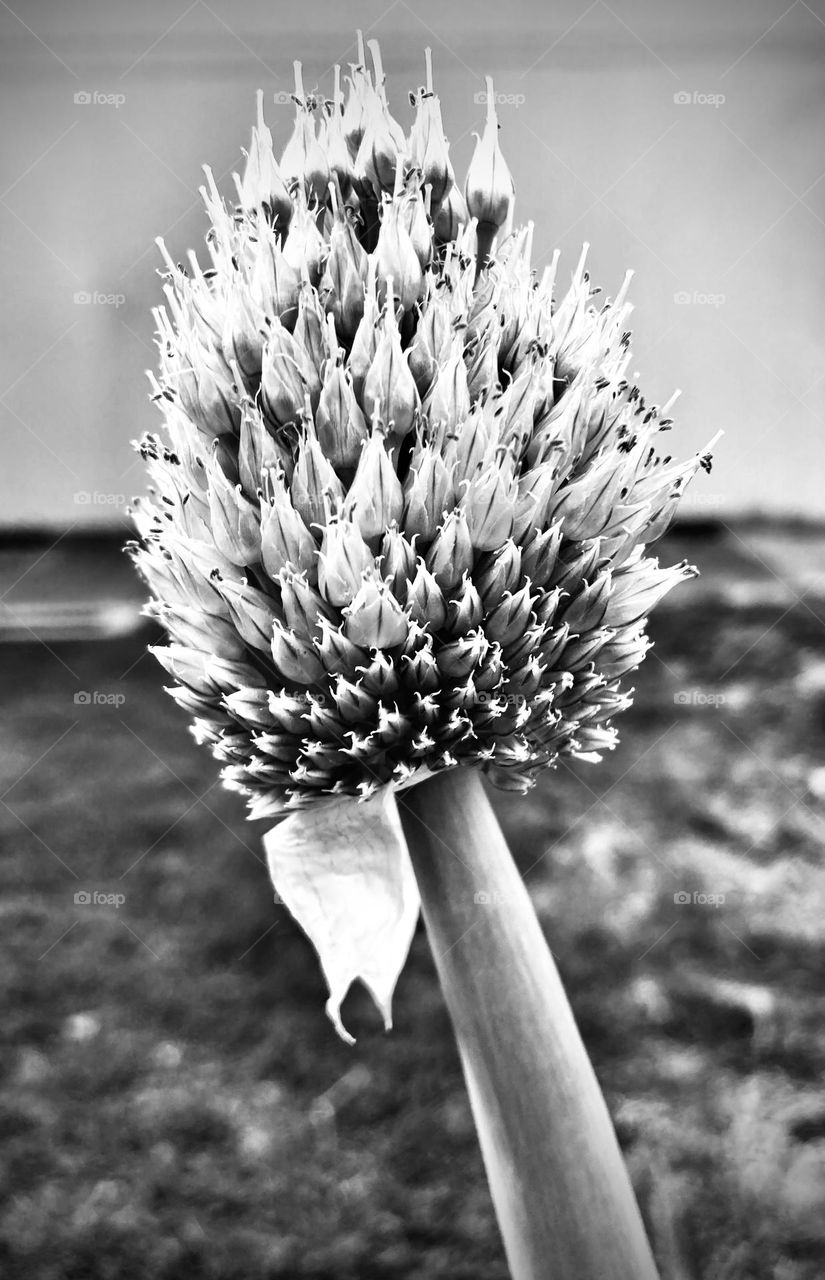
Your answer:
206,454 -> 261,566
342,33 -> 370,148
353,41 -> 405,196
399,178 -> 432,270
446,572 -> 483,635
315,615 -> 369,675
241,90 -> 293,229
603,560 -> 695,629
406,560 -> 447,630
319,205 -> 368,339
422,341 -> 471,436
380,527 -> 417,600
519,521 -> 562,587
216,577 -> 279,652
485,582 -> 536,646
283,187 -> 327,288
433,183 -> 468,244
270,617 -> 326,684
561,570 -> 612,633
343,427 -> 403,540
278,567 -> 334,641
291,424 -> 345,529
249,223 -> 301,330
465,78 -> 515,256
362,285 -> 420,438
280,62 -> 330,207
405,292 -> 453,395
174,336 -> 239,437
402,443 -> 453,543
237,401 -> 289,496
463,460 -> 516,551
318,517 -> 374,606
344,576 -> 409,648
375,187 -> 423,312
259,467 -> 317,580
260,319 -> 316,430
408,50 -> 454,209
316,320 -> 369,470
473,539 -> 522,602
425,506 -> 474,591
322,67 -> 355,199
347,258 -> 380,402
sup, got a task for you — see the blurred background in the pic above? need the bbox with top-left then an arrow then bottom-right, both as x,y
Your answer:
1,1 -> 824,1278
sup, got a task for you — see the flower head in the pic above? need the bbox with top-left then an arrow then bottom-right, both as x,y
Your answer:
132,42 -> 713,827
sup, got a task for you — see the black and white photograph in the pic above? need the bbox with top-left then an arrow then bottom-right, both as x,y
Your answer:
1,2 -> 824,1277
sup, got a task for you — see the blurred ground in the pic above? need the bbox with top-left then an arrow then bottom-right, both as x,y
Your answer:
1,521 -> 825,1280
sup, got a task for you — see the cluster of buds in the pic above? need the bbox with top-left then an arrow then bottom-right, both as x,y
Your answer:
132,38 -> 712,823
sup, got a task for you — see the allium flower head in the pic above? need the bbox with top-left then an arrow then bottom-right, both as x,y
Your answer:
131,39 -> 714,1034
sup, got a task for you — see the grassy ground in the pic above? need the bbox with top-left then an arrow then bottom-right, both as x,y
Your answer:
1,524 -> 825,1279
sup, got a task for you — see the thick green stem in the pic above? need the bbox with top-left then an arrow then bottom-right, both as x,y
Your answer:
398,768 -> 659,1280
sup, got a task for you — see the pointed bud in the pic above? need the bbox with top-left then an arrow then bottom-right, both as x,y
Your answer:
465,78 -> 515,258
215,577 -> 279,652
291,425 -> 345,529
425,506 -> 474,591
280,62 -> 329,206
380,527 -> 417,600
344,427 -> 403,540
353,41 -> 406,196
259,468 -> 317,580
604,560 -> 695,628
463,459 -> 516,551
422,342 -> 471,435
345,576 -> 409,648
283,187 -> 328,288
278,568 -> 333,641
402,443 -> 453,543
408,50 -> 454,208
433,183 -> 468,244
406,560 -> 447,630
446,572 -> 484,635
473,539 -> 522,602
270,617 -> 326,684
206,455 -> 261,566
319,205 -> 368,339
561,570 -> 612,633
241,90 -> 293,228
316,319 -> 369,469
362,286 -> 420,438
375,185 -> 423,312
318,518 -> 374,606
250,223 -> 301,330
222,276 -> 266,383
260,319 -> 313,429
485,581 -> 536,646
324,68 -> 355,198
238,401 -> 289,498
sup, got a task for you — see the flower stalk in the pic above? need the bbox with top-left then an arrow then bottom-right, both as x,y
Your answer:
400,767 -> 660,1280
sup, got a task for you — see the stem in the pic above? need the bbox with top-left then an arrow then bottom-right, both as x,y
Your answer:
398,768 -> 660,1280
